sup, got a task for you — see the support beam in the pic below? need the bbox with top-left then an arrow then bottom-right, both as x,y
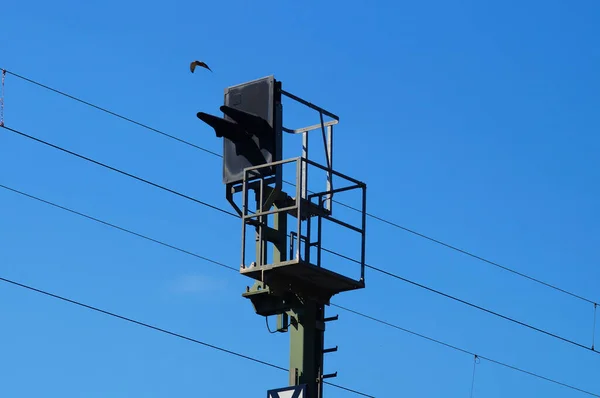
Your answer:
289,301 -> 325,398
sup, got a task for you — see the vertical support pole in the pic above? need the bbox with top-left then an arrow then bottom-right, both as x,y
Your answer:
241,172 -> 249,269
360,184 -> 367,282
317,195 -> 323,268
326,125 -> 333,212
289,301 -> 325,398
305,202 -> 312,264
273,201 -> 287,264
273,185 -> 288,332
302,132 -> 309,200
256,176 -> 267,268
301,133 -> 309,263
296,158 -> 302,261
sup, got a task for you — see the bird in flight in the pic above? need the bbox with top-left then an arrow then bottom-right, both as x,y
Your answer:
190,60 -> 212,73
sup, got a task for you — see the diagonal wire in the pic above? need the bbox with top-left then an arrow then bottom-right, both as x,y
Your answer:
0,276 -> 374,397
5,68 -> 599,397
3,67 -> 596,306
1,70 -> 220,157
365,263 -> 597,354
0,124 -> 238,218
331,304 -> 600,398
1,181 -> 598,357
2,183 -> 600,397
0,276 -> 285,370
0,183 -> 238,273
321,247 -> 599,355
337,201 -> 597,306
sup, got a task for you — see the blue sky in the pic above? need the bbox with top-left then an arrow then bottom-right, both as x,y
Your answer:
1,0 -> 599,396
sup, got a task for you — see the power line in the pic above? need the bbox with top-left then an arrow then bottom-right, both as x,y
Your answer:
2,68 -> 595,306
5,70 -> 597,397
344,205 -> 596,305
0,125 -> 237,218
367,263 -> 597,353
0,183 -> 238,273
321,247 -> 597,355
3,181 -> 600,391
0,276 -> 373,398
1,179 -> 597,357
331,304 -> 600,398
2,70 -> 221,157
0,190 -> 600,397
0,276 -> 284,369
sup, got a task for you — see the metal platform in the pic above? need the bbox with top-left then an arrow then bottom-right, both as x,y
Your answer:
241,259 -> 364,303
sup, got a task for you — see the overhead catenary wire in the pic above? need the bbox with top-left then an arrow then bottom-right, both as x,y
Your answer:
2,182 -> 600,393
0,183 -> 238,273
1,68 -> 595,307
0,125 -> 237,218
367,261 -> 598,354
342,203 -> 597,306
0,276 -> 373,398
321,247 -> 598,354
2,69 -> 595,392
0,137 -> 596,358
331,304 -> 600,398
1,70 -> 220,157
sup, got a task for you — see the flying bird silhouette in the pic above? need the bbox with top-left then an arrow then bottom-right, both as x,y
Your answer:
190,60 -> 212,73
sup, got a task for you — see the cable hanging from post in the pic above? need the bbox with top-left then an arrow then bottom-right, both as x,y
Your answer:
3,67 -> 596,308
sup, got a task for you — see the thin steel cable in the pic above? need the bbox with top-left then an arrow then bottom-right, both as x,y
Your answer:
2,183 -> 598,397
0,276 -> 285,370
337,201 -> 597,306
322,246 -> 599,355
0,276 -> 374,397
2,182 -> 597,358
364,263 -> 598,355
331,304 -> 600,398
1,70 -> 221,157
0,125 -> 238,218
5,70 -> 596,398
12,117 -> 587,346
0,185 -> 371,397
0,183 -> 238,273
4,67 -> 597,306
